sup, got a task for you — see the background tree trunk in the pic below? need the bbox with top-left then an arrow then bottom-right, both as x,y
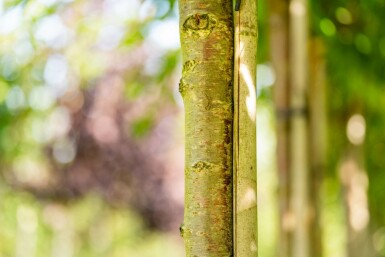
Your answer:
269,0 -> 292,256
271,0 -> 311,255
233,0 -> 258,256
179,0 -> 234,256
309,38 -> 327,257
289,0 -> 310,256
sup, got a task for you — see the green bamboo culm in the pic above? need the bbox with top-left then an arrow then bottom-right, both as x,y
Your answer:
178,0 -> 234,256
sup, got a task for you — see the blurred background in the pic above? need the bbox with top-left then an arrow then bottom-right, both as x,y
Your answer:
0,0 -> 384,256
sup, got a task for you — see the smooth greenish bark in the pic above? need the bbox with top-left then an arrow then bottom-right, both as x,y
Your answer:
179,1 -> 234,256
233,0 -> 258,256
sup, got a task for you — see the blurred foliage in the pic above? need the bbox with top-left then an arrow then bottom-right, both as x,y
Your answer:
256,0 -> 385,255
0,0 -> 184,256
0,185 -> 183,257
310,0 -> 385,247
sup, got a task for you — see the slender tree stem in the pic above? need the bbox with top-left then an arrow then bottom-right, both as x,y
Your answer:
179,1 -> 234,256
233,0 -> 258,256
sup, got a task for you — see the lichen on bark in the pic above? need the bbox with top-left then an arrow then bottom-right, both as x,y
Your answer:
179,0 -> 234,256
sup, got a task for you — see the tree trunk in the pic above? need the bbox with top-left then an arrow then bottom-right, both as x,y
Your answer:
269,0 -> 292,256
309,38 -> 327,257
289,0 -> 310,256
271,2 -> 324,257
233,0 -> 258,256
179,1 -> 234,256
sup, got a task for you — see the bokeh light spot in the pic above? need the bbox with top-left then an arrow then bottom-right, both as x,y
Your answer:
347,114 -> 366,145
335,7 -> 353,25
6,86 -> 26,111
320,18 -> 336,37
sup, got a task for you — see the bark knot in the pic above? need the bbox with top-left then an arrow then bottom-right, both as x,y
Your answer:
179,223 -> 185,238
191,161 -> 215,173
182,60 -> 199,75
178,79 -> 192,98
182,13 -> 216,38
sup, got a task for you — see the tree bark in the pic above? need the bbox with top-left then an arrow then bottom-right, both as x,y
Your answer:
233,0 -> 258,256
179,1 -> 234,256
